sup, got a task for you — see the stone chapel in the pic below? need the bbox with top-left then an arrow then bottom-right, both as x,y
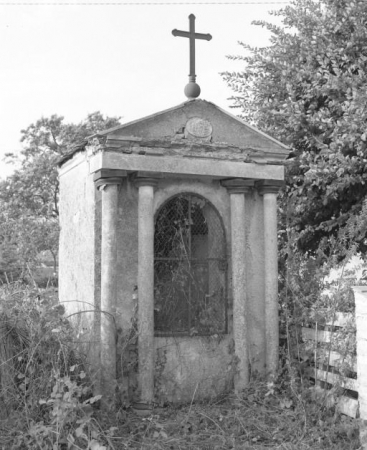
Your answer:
58,15 -> 289,407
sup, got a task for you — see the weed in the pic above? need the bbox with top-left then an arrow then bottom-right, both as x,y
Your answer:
0,282 -> 113,449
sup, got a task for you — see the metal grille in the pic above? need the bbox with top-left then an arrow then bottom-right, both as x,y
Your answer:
154,193 -> 227,336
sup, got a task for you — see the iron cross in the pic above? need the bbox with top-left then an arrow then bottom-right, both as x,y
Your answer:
172,14 -> 212,83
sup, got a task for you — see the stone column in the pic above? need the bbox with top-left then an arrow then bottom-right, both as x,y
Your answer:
222,179 -> 254,391
135,177 -> 158,404
258,180 -> 283,377
95,177 -> 122,408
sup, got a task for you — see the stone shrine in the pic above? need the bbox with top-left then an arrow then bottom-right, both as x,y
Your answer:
58,98 -> 288,405
58,15 -> 289,406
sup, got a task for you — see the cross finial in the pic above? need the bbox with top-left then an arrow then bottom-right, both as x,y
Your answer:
172,14 -> 212,99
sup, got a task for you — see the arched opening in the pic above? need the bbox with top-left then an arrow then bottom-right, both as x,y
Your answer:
154,193 -> 227,336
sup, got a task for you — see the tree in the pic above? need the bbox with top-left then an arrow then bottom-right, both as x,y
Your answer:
222,0 -> 367,256
0,112 -> 121,278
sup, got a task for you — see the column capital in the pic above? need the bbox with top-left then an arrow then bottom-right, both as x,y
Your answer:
221,178 -> 254,194
94,169 -> 126,191
95,177 -> 123,191
135,177 -> 159,189
256,180 -> 284,195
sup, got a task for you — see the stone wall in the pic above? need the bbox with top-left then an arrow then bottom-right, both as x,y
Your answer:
115,178 -> 139,331
155,335 -> 233,403
58,153 -> 98,363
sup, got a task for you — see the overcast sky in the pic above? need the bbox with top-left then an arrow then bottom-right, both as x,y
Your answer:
0,1 -> 288,178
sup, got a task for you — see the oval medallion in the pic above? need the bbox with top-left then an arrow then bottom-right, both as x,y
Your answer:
186,117 -> 213,139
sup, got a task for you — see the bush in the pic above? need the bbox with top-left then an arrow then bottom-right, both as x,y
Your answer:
0,282 -> 112,449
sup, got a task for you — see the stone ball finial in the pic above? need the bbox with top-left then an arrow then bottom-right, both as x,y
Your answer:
184,82 -> 201,99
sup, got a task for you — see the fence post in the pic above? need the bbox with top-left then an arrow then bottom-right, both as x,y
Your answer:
353,286 -> 367,447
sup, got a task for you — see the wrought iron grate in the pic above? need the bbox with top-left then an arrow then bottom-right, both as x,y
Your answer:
154,193 -> 227,336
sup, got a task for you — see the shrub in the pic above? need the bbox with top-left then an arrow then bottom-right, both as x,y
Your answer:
0,282 -> 112,449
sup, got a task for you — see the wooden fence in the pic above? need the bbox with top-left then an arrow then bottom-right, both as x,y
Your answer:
300,286 -> 367,425
353,286 -> 367,427
301,311 -> 358,418
300,286 -> 367,448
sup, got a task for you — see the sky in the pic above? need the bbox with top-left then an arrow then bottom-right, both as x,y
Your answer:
0,0 -> 289,179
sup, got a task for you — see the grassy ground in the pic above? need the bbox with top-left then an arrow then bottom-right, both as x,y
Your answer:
1,381 -> 361,449
0,283 -> 361,449
94,383 -> 360,450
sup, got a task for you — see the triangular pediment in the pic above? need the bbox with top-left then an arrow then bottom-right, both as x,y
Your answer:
59,99 -> 289,168
94,99 -> 289,161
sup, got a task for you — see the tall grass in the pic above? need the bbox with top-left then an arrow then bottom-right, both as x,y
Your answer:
0,282 -> 113,449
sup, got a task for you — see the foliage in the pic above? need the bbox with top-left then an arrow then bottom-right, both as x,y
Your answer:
223,4 -> 367,429
0,239 -> 20,281
117,291 -> 139,407
14,372 -> 110,450
275,189 -> 367,444
222,0 -> 367,254
100,380 -> 359,449
0,282 -> 116,449
0,280 -> 362,449
0,112 -> 121,279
